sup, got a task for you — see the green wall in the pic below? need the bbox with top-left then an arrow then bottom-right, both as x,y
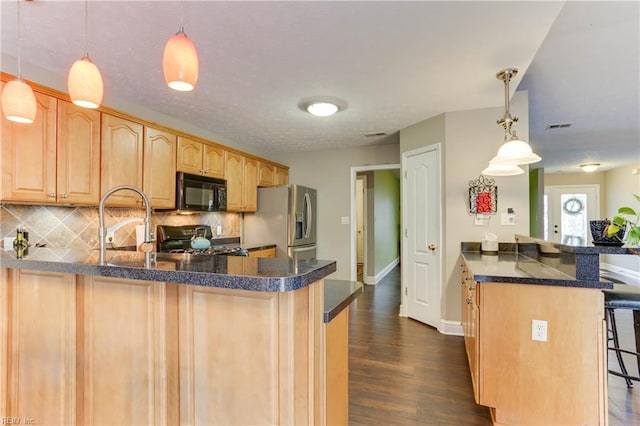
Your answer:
373,170 -> 401,274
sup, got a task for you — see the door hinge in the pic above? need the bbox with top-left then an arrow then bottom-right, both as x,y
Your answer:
404,229 -> 408,237
405,287 -> 408,296
404,171 -> 407,179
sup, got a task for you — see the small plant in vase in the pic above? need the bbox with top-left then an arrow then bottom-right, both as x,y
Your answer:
606,193 -> 640,249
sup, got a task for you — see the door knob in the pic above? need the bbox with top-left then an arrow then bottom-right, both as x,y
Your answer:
428,244 -> 436,251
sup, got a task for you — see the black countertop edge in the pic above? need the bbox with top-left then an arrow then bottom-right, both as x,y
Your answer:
513,234 -> 638,255
242,243 -> 277,251
460,251 -> 614,290
0,250 -> 336,292
324,279 -> 363,323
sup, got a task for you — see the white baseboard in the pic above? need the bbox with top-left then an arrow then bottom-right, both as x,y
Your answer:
364,257 -> 400,285
439,320 -> 463,336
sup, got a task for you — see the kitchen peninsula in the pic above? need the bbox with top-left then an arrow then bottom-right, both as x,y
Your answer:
0,248 -> 358,425
460,241 -> 614,425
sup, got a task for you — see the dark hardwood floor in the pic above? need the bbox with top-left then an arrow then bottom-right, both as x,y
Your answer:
348,266 -> 640,425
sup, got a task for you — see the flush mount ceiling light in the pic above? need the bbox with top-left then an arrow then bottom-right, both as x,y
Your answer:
67,0 -> 104,109
484,68 -> 541,174
163,2 -> 199,91
306,102 -> 339,117
580,163 -> 600,172
1,0 -> 37,124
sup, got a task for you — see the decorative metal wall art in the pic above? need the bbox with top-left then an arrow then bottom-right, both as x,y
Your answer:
468,175 -> 497,214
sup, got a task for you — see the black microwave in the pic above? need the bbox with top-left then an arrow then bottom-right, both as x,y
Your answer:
175,172 -> 227,212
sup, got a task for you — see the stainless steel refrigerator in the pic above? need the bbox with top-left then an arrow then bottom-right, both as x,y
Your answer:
243,184 -> 317,261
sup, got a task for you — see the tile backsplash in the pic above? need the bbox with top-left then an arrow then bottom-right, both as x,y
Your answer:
0,204 -> 239,249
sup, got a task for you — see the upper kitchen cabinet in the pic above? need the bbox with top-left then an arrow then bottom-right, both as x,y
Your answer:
225,152 -> 258,212
56,100 -> 101,204
144,127 -> 177,208
275,166 -> 289,186
258,162 -> 275,187
177,136 -> 225,179
258,162 -> 289,187
1,87 -> 57,203
101,114 -> 144,207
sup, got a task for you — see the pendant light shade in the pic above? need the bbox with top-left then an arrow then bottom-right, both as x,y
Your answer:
2,0 -> 36,124
68,54 -> 104,109
1,78 -> 37,124
482,163 -> 524,177
163,30 -> 199,91
67,0 -> 103,109
489,133 -> 542,166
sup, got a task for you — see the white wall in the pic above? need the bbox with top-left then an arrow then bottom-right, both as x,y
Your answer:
278,144 -> 401,280
401,92 -> 531,323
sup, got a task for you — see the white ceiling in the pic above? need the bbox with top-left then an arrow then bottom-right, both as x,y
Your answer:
1,1 -> 638,174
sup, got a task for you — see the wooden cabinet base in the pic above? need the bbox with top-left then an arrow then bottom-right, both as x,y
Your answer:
0,269 -> 339,425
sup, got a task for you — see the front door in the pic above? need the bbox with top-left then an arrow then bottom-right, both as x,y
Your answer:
545,185 -> 600,244
402,145 -> 441,328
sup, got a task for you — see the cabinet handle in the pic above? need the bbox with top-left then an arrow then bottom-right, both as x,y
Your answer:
48,192 -> 56,198
62,193 -> 68,199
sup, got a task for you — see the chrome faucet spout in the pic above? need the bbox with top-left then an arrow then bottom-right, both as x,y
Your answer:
99,185 -> 152,265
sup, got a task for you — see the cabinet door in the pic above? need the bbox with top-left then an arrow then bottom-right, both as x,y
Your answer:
4,269 -> 76,425
1,88 -> 57,202
275,166 -> 289,186
243,157 -> 258,212
57,100 -> 101,204
144,126 -> 177,208
225,151 -> 244,212
78,276 -> 167,425
258,162 -> 275,187
176,136 -> 203,175
248,248 -> 276,258
101,114 -> 144,206
202,144 -> 225,178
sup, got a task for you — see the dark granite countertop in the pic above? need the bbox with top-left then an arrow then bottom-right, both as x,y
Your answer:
324,279 -> 363,323
461,251 -> 613,289
241,243 -> 277,251
0,247 -> 336,292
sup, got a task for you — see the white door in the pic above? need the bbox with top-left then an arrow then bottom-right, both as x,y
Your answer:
545,185 -> 600,244
402,145 -> 441,328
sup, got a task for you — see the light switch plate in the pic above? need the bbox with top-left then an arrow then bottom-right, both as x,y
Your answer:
501,213 -> 516,225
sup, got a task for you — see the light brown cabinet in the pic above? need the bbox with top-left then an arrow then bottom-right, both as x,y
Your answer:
275,166 -> 289,186
177,136 -> 225,179
460,259 -> 607,425
248,247 -> 276,258
101,114 -> 144,207
1,95 -> 101,205
57,100 -> 101,204
144,126 -> 177,208
1,87 -> 58,202
225,151 -> 258,212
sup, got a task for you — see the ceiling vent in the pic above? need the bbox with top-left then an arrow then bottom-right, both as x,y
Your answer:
546,122 -> 572,130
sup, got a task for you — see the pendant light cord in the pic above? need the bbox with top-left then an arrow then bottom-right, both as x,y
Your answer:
179,0 -> 185,34
84,0 -> 89,56
16,0 -> 22,78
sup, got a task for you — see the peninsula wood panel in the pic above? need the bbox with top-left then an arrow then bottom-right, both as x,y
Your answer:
325,307 -> 349,425
100,114 -> 144,206
178,281 -> 325,425
1,88 -> 57,202
3,270 -> 76,425
57,100 -> 101,204
78,276 -> 167,425
144,126 -> 177,208
479,283 -> 606,425
0,269 -> 7,418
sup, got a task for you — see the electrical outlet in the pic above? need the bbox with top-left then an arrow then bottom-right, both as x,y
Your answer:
216,224 -> 222,236
532,319 -> 548,342
106,231 -> 115,243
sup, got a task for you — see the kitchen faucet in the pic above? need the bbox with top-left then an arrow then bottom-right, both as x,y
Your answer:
98,185 -> 152,265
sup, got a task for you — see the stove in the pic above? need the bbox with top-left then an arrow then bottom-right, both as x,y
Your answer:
156,225 -> 247,256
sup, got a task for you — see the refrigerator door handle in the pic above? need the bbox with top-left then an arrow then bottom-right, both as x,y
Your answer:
304,192 -> 312,239
291,245 -> 316,253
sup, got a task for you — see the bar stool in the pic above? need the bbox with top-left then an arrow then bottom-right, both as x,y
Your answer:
604,285 -> 640,388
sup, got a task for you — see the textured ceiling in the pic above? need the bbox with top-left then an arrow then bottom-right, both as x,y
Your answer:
1,1 -> 637,173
